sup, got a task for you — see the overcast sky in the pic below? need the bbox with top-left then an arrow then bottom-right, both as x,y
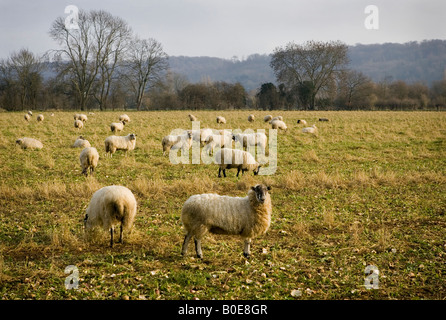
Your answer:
0,0 -> 445,60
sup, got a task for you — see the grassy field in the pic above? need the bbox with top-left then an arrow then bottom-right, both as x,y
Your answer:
0,110 -> 445,300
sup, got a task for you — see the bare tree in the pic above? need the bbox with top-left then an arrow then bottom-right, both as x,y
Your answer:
337,70 -> 374,109
270,40 -> 349,109
0,49 -> 44,110
123,37 -> 168,110
49,9 -> 131,111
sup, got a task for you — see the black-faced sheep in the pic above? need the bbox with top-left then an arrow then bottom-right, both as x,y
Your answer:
79,147 -> 99,176
110,121 -> 125,133
36,114 -> 44,122
181,184 -> 272,258
216,116 -> 226,124
214,148 -> 261,178
297,119 -> 307,125
248,114 -> 255,122
188,114 -> 197,121
74,119 -> 84,130
84,185 -> 137,247
104,133 -> 137,157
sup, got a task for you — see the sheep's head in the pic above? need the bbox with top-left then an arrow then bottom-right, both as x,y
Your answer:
251,184 -> 271,203
253,164 -> 261,176
129,133 -> 137,140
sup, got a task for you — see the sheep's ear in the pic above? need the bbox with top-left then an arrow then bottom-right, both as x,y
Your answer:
251,186 -> 256,191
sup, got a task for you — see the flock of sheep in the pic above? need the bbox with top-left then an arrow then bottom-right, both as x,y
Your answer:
15,110 -> 326,257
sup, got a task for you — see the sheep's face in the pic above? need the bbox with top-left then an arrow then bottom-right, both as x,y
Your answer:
251,184 -> 271,203
253,165 -> 261,176
129,134 -> 137,141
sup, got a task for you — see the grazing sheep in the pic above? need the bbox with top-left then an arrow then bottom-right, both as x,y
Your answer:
74,113 -> 88,122
181,184 -> 272,258
215,148 -> 261,178
79,147 -> 99,176
263,115 -> 272,122
302,124 -> 318,134
232,132 -> 267,153
271,119 -> 287,131
203,130 -> 233,153
319,118 -> 329,122
110,120 -> 125,133
74,119 -> 84,130
84,185 -> 137,248
27,110 -> 33,116
269,116 -> 283,123
162,131 -> 193,155
72,136 -> 91,148
104,133 -> 137,157
216,116 -> 226,124
191,128 -> 214,147
24,114 -> 31,122
297,119 -> 307,125
36,114 -> 44,122
15,137 -> 43,150
248,114 -> 255,122
119,114 -> 130,123
188,114 -> 197,121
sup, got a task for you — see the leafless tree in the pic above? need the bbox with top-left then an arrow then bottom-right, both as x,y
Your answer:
123,37 -> 168,110
270,40 -> 349,109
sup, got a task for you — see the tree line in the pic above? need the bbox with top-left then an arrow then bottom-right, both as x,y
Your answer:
0,9 -> 445,112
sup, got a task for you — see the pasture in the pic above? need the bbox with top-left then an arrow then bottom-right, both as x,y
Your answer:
0,110 -> 445,300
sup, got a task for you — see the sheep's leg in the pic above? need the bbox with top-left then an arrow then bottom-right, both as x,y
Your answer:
181,233 -> 192,256
118,223 -> 123,244
194,238 -> 203,259
223,169 -> 226,177
110,227 -> 114,248
236,168 -> 241,177
243,239 -> 251,258
218,168 -> 222,178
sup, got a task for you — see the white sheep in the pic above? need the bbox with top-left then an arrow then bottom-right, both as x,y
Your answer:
24,114 -> 31,122
79,147 -> 99,176
248,114 -> 255,122
84,185 -> 137,247
214,148 -> 261,178
216,116 -> 226,124
263,115 -> 272,122
36,114 -> 44,122
110,121 -> 125,133
232,132 -> 267,153
119,114 -> 130,123
302,124 -> 318,134
162,131 -> 192,155
74,119 -> 84,130
181,184 -> 272,258
191,128 -> 213,147
270,119 -> 287,131
72,136 -> 91,148
15,137 -> 43,150
27,110 -> 33,116
79,114 -> 88,122
297,119 -> 307,125
188,114 -> 197,121
203,130 -> 233,154
104,133 -> 137,157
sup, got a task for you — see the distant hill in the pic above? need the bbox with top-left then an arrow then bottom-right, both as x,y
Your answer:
168,40 -> 446,92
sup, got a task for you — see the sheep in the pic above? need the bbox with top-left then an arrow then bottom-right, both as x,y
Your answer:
216,116 -> 226,124
36,114 -> 44,122
15,137 -> 43,150
110,120 -> 125,133
72,136 -> 91,148
119,114 -> 130,123
104,133 -> 137,157
203,130 -> 233,153
181,184 -> 272,258
297,119 -> 307,125
27,110 -> 33,116
74,119 -> 84,130
24,114 -> 31,122
319,118 -> 329,122
263,115 -> 272,122
248,114 -> 255,122
214,148 -> 261,178
79,147 -> 99,176
271,119 -> 287,131
191,128 -> 214,147
74,113 -> 88,122
302,124 -> 318,134
83,185 -> 137,248
188,114 -> 197,121
232,132 -> 267,153
269,116 -> 283,123
162,131 -> 192,155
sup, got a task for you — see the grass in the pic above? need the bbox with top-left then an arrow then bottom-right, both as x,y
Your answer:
0,110 -> 445,300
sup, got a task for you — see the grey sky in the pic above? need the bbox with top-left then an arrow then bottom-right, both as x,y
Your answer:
0,0 -> 445,59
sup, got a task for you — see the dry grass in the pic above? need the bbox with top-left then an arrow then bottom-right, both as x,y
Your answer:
0,110 -> 445,300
